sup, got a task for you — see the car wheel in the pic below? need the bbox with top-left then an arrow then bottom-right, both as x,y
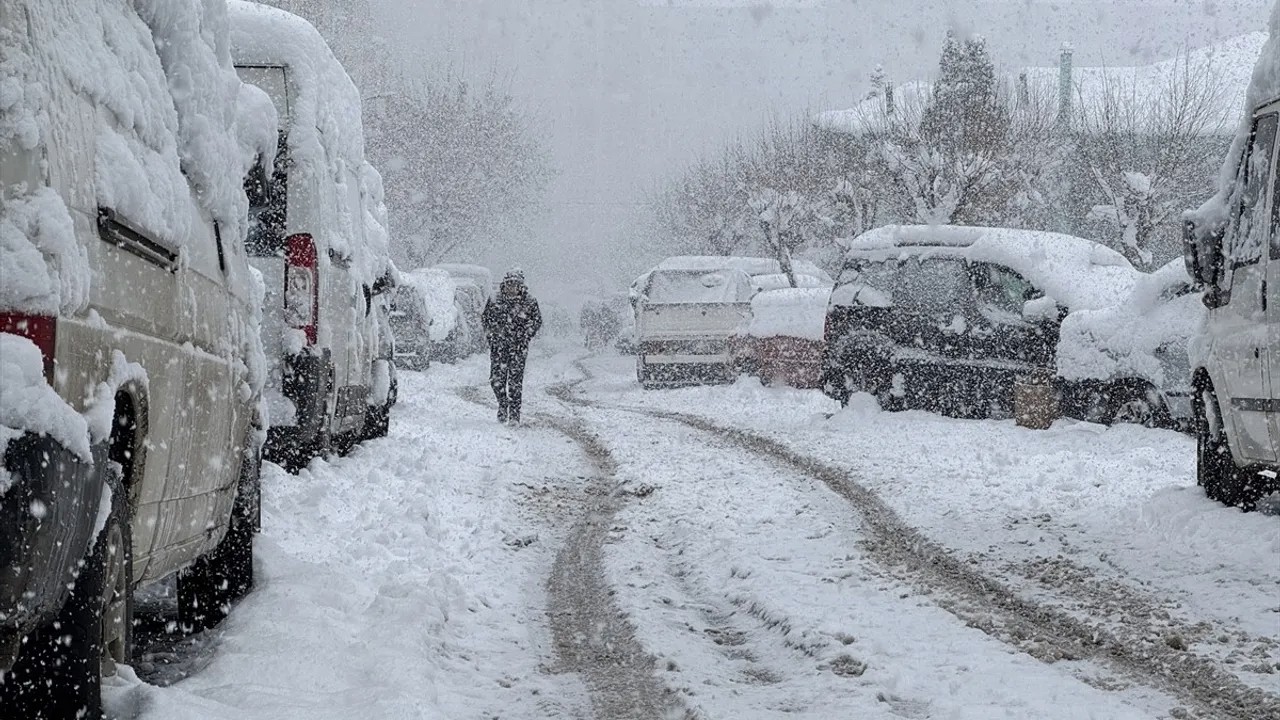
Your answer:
0,464 -> 131,719
178,457 -> 258,632
1111,386 -> 1172,425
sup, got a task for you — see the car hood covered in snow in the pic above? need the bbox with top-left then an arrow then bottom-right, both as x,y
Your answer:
1057,260 -> 1203,389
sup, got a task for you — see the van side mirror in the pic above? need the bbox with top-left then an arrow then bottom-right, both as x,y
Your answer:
371,271 -> 395,296
1183,216 -> 1225,288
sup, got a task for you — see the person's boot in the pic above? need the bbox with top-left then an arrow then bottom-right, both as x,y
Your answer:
497,399 -> 509,423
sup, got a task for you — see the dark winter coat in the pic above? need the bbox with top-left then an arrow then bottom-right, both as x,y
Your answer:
482,291 -> 542,356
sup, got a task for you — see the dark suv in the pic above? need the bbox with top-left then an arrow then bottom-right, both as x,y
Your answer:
821,225 -> 1140,419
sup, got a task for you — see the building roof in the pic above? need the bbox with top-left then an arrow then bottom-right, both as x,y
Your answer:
815,32 -> 1266,137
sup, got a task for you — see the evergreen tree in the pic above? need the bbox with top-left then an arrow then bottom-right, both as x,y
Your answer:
920,33 -> 1009,159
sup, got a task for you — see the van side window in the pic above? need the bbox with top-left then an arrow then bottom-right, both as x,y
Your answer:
244,134 -> 289,257
1230,113 -> 1277,268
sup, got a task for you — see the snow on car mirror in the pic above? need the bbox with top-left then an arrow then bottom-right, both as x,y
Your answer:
1022,296 -> 1060,323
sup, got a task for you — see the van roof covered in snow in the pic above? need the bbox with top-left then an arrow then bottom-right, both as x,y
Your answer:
228,1 -> 389,283
843,225 -> 1140,312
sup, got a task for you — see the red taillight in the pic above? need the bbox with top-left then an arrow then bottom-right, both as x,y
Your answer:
284,233 -> 318,346
0,312 -> 57,381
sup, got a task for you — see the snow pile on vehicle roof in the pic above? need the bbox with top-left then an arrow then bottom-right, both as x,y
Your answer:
0,334 -> 91,494
844,225 -> 1140,312
1057,260 -> 1202,386
403,268 -> 459,342
747,287 -> 832,341
750,273 -> 831,293
648,255 -> 833,282
1,0 -> 275,315
134,0 -> 277,244
436,264 -> 494,295
228,2 -> 385,284
360,162 -> 395,282
1191,6 -> 1280,231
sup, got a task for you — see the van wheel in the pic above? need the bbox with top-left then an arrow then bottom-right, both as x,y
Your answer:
0,465 -> 131,720
178,458 -> 258,633
1195,385 -> 1238,505
99,466 -> 133,678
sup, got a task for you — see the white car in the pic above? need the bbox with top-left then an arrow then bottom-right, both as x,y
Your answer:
1,0 -> 274,714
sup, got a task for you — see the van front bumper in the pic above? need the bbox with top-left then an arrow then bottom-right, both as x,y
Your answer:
0,433 -> 106,671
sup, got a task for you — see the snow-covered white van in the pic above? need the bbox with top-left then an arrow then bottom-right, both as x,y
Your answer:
0,1 -> 275,715
1183,12 -> 1280,509
230,2 -> 394,469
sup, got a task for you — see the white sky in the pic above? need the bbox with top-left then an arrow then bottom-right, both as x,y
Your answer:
374,0 -> 1270,293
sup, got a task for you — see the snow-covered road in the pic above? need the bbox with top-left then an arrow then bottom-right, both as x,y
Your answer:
104,345 -> 1280,720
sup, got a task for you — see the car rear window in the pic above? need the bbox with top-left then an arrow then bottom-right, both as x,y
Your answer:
645,270 -> 747,304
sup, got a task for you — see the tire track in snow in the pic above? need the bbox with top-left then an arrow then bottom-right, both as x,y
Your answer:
456,386 -> 688,720
549,361 -> 1280,720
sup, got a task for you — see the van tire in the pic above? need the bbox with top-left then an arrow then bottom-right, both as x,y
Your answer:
0,466 -> 130,720
177,458 -> 258,633
1195,384 -> 1239,506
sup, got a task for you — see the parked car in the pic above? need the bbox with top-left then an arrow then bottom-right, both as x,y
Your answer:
732,287 -> 833,388
232,2 -> 394,469
453,278 -> 489,356
1183,36 -> 1280,507
399,268 -> 465,364
821,225 -> 1140,419
632,259 -> 756,387
1,1 -> 274,715
435,263 -> 494,299
389,282 -> 433,370
1056,260 -> 1201,430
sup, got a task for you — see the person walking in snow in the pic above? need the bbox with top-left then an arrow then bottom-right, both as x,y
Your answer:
482,270 -> 542,423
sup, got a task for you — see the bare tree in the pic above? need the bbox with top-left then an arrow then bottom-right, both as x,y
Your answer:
259,0 -> 553,269
1073,56 -> 1230,269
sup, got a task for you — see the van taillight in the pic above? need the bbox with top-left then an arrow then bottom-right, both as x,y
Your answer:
285,233 -> 318,345
0,313 -> 57,381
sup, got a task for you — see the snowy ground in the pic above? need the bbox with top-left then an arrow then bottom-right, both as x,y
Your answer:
103,343 -> 1280,720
